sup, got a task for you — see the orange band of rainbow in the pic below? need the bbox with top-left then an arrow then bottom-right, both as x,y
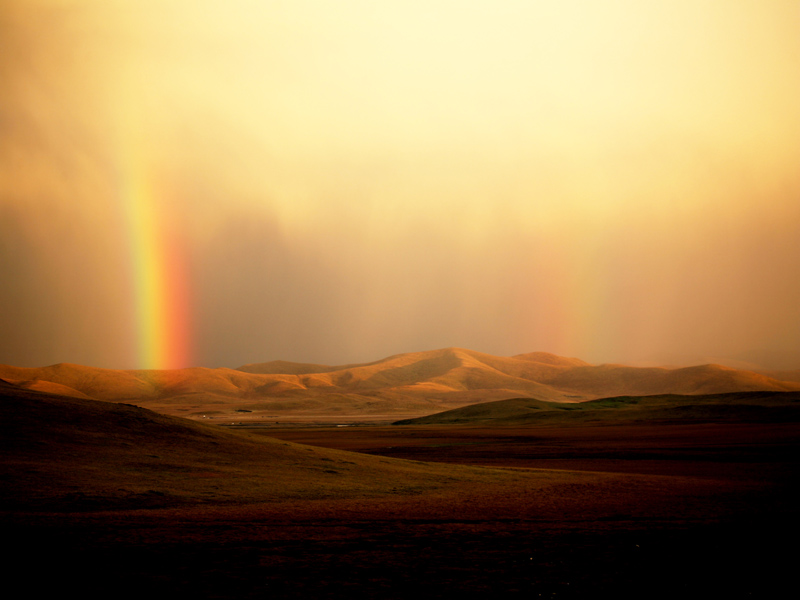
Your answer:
122,167 -> 192,370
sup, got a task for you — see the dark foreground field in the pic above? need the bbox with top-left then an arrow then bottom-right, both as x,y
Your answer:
254,421 -> 800,599
3,385 -> 800,599
8,483 -> 798,600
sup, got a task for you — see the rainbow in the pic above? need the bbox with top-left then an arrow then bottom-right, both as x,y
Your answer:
121,166 -> 192,370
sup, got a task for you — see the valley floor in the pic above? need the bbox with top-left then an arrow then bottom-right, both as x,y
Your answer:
6,419 -> 799,599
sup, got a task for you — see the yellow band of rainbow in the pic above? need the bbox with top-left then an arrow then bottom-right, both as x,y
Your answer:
122,165 -> 191,370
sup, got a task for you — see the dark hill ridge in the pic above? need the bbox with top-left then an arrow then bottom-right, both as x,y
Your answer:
394,391 -> 800,426
1,348 -> 798,421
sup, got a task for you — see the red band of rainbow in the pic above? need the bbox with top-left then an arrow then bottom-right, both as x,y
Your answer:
122,167 -> 192,370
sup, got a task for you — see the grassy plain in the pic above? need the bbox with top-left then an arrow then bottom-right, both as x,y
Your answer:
2,382 -> 799,598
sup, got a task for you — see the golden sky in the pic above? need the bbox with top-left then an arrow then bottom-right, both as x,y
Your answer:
2,0 -> 799,369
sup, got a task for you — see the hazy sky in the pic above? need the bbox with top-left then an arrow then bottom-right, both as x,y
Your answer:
2,0 -> 799,370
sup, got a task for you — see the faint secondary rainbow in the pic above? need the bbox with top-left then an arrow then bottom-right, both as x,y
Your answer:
121,164 -> 192,370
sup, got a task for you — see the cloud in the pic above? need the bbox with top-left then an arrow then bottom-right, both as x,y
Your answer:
1,1 -> 799,369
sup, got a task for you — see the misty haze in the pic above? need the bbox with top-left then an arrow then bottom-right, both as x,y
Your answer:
2,2 -> 799,599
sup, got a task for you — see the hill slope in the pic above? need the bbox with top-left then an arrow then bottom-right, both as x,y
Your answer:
394,391 -> 800,426
1,348 -> 798,422
0,382 -> 515,512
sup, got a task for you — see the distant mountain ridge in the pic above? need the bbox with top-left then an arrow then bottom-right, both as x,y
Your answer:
1,348 -> 798,421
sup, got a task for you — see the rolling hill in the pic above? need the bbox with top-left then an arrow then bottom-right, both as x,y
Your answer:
1,347 -> 798,422
0,381 -> 515,512
393,390 -> 800,426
